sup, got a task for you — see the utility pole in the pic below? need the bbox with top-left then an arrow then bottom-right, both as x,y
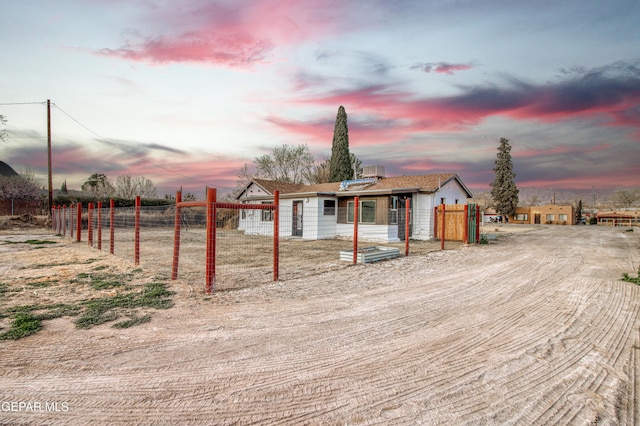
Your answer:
47,99 -> 53,214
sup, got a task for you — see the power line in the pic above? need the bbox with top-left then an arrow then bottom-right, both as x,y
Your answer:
51,103 -> 234,191
0,102 -> 47,106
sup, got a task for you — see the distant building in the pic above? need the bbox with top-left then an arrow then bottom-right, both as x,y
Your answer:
511,204 -> 576,225
484,204 -> 576,225
596,210 -> 640,226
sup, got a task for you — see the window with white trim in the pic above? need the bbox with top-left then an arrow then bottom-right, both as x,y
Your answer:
261,202 -> 273,221
347,200 -> 376,224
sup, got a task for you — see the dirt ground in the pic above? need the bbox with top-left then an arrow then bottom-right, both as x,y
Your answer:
1,223 -> 639,425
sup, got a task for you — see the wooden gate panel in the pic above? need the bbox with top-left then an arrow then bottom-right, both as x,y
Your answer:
435,204 -> 467,241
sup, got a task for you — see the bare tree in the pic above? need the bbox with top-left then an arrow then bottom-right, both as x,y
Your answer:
472,191 -> 493,209
0,170 -> 41,200
308,159 -> 331,184
115,175 -> 157,199
235,163 -> 254,189
612,188 -> 640,208
526,194 -> 540,206
81,173 -> 115,197
254,144 -> 316,184
0,115 -> 7,143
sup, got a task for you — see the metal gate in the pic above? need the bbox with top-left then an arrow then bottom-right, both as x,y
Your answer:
467,203 -> 478,244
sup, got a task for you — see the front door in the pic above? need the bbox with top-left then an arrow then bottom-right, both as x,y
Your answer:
397,197 -> 413,240
292,201 -> 303,237
534,214 -> 541,224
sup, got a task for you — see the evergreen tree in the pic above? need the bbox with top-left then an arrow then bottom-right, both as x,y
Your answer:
329,106 -> 352,182
61,180 -> 68,193
490,138 -> 519,217
576,200 -> 583,224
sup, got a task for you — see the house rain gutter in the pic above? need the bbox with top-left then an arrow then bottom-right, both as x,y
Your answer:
335,188 -> 420,197
278,192 -> 336,199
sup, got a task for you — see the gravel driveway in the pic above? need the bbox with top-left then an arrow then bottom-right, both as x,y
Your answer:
1,224 -> 639,424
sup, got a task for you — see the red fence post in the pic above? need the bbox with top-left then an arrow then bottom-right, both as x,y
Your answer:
134,196 -> 141,265
405,198 -> 410,256
61,205 -> 66,236
88,203 -> 94,247
171,191 -> 182,280
463,204 -> 469,245
97,201 -> 102,250
273,191 -> 279,281
440,204 -> 446,250
433,206 -> 438,240
76,202 -> 82,242
353,196 -> 359,265
69,205 -> 74,239
109,199 -> 115,254
205,188 -> 217,294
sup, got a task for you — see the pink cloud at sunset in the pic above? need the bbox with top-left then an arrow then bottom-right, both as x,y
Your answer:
284,63 -> 640,145
3,0 -> 639,197
99,34 -> 273,67
410,62 -> 474,75
97,0 -> 353,67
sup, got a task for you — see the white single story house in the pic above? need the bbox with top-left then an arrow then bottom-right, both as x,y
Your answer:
234,169 -> 473,242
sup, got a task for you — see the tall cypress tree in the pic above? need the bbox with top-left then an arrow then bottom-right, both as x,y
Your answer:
329,106 -> 352,182
576,199 -> 583,224
490,137 -> 519,217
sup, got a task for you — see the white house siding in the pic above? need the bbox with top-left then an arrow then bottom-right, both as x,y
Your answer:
236,177 -> 471,242
336,223 -> 397,243
238,199 -> 293,238
314,197 -> 337,240
434,180 -> 470,206
411,193 -> 436,241
411,180 -> 470,241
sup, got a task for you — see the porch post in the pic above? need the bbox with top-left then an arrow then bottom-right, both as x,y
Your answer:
273,191 -> 279,281
405,198 -> 410,256
353,196 -> 359,265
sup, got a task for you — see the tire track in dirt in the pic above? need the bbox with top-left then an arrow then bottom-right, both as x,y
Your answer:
1,226 -> 639,425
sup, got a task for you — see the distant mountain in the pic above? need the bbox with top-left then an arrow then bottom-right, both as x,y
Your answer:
0,161 -> 19,178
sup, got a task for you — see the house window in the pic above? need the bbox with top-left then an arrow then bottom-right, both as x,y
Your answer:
347,200 -> 376,223
559,214 -> 567,221
440,197 -> 446,205
361,200 -> 376,223
546,214 -> 554,222
516,213 -> 528,221
390,196 -> 399,224
455,199 -> 459,204
261,202 -> 273,221
323,200 -> 336,216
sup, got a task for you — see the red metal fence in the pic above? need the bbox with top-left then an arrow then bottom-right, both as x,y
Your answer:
51,197 -> 479,292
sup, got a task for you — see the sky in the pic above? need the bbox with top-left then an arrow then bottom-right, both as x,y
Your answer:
1,0 -> 639,199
